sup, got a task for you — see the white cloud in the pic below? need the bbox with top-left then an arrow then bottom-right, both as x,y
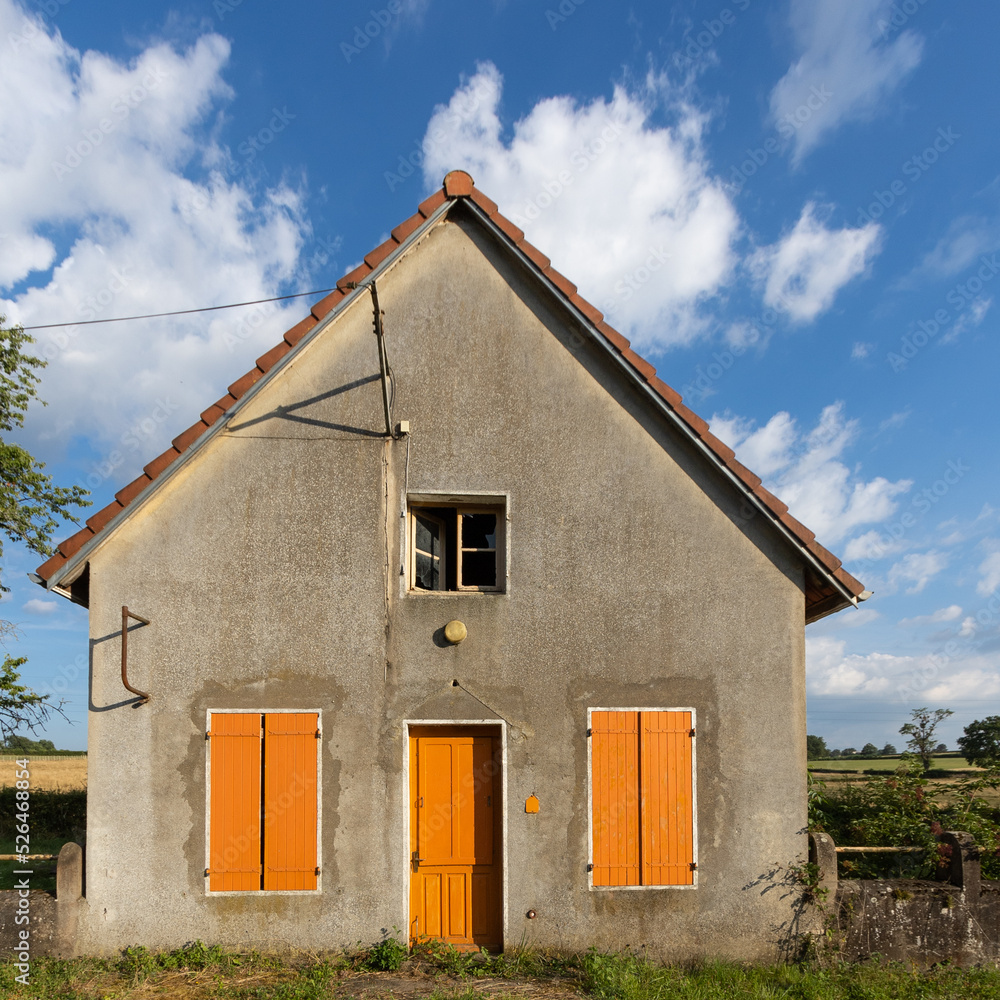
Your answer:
914,215 -> 1000,278
943,296 -> 992,344
769,0 -> 924,164
977,550 -> 1000,596
843,529 -> 905,563
21,598 -> 58,615
887,550 -> 948,594
749,203 -> 881,323
806,636 -> 893,696
923,667 -> 1000,703
0,1 -> 313,461
898,605 -> 963,627
420,62 -> 740,349
851,341 -> 873,359
712,402 -> 911,545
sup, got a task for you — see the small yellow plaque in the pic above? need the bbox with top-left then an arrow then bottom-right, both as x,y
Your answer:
525,794 -> 539,814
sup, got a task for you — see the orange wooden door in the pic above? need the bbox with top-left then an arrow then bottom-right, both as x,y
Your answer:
409,729 -> 502,950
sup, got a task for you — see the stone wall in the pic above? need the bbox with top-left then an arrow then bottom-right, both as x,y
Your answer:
810,830 -> 1000,967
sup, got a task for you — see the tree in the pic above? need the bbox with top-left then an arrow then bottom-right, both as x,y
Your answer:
881,744 -> 897,756
806,734 -> 829,759
0,318 -> 90,743
958,717 -> 1000,768
899,707 -> 953,772
860,743 -> 879,758
842,747 -> 857,757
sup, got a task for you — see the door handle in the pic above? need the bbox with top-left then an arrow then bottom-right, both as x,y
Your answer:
412,852 -> 426,865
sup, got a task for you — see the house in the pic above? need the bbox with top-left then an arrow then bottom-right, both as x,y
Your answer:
33,170 -> 867,961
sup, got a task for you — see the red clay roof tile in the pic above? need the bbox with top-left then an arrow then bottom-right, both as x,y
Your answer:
172,421 -> 208,452
37,551 -> 68,580
807,540 -> 842,572
365,237 -> 398,270
755,488 -> 789,519
310,290 -> 344,321
545,268 -> 578,298
622,349 -> 656,381
337,263 -> 371,292
200,403 -> 227,426
285,316 -> 317,346
58,527 -> 93,558
569,293 -> 604,326
725,457 -> 762,490
115,474 -> 152,508
144,447 -> 182,480
86,501 -> 123,534
418,189 -> 447,217
34,170 -> 864,616
444,170 -> 475,197
519,241 -> 551,272
673,404 -> 710,437
227,370 -> 261,399
647,376 -> 682,409
596,320 -> 631,353
780,513 -> 816,546
491,213 -> 525,244
391,213 -> 425,243
835,566 -> 864,592
468,187 -> 499,216
700,432 -> 736,464
256,340 -> 292,374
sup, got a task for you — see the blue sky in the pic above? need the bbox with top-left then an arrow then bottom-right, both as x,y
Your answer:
1,0 -> 998,752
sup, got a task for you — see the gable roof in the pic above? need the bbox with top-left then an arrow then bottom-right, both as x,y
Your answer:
33,170 -> 868,622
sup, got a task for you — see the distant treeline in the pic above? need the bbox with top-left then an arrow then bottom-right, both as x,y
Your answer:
0,750 -> 87,756
0,736 -> 85,755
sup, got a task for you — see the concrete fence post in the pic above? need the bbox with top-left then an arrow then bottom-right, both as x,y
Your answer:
54,842 -> 84,958
56,842 -> 83,901
808,831 -> 838,896
937,831 -> 980,899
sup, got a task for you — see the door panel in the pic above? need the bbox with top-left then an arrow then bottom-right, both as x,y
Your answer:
410,728 -> 502,950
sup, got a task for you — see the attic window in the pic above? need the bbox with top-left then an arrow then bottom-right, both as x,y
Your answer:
408,499 -> 506,593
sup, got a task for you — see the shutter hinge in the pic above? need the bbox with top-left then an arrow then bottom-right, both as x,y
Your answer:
586,728 -> 592,737
690,727 -> 696,738
205,732 -> 211,740
315,866 -> 321,876
204,868 -> 211,877
690,862 -> 698,871
315,729 -> 321,738
586,863 -> 594,872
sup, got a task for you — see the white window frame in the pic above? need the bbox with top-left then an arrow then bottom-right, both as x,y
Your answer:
585,706 -> 698,891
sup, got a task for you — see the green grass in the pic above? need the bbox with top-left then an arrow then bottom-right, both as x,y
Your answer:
4,945 -> 1000,999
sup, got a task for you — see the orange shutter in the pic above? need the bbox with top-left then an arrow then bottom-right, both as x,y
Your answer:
641,711 -> 694,886
590,711 -> 641,886
263,713 -> 318,890
209,713 -> 262,892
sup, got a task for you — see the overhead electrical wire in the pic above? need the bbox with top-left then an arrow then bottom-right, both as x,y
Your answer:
16,287 -> 340,331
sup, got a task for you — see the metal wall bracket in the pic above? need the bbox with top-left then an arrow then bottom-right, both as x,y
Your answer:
121,605 -> 151,704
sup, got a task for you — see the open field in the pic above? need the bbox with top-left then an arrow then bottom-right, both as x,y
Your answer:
0,755 -> 87,791
4,944 -> 1000,1000
809,755 -> 974,773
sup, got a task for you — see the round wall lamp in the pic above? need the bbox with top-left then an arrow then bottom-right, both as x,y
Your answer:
444,620 -> 468,644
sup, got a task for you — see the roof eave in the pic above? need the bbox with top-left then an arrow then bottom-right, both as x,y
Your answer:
459,199 -> 865,618
37,199 -> 455,597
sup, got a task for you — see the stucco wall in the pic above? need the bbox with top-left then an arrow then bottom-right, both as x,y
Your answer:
80,207 -> 808,961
